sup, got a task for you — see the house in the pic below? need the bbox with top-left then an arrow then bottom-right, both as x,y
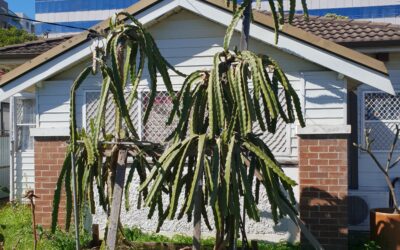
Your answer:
0,36 -> 71,199
0,0 -> 399,248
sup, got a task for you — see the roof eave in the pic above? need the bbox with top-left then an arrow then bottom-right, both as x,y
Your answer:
0,0 -> 394,95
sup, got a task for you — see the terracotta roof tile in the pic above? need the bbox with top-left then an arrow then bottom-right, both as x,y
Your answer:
259,12 -> 400,45
0,36 -> 72,57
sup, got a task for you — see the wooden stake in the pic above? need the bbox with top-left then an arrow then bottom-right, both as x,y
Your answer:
106,149 -> 128,250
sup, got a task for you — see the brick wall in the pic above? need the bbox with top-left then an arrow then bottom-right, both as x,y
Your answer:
299,135 -> 348,250
34,137 -> 68,228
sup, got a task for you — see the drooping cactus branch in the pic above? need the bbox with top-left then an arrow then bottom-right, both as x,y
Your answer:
354,125 -> 400,214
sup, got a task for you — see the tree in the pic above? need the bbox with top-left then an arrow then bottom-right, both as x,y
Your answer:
51,0 -> 321,249
0,27 -> 36,47
141,1 -> 319,249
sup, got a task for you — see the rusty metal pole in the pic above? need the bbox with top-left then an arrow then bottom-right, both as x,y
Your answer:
25,190 -> 39,250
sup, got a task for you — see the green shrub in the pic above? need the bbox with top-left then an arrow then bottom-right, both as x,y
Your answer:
0,27 -> 37,47
0,202 -> 90,250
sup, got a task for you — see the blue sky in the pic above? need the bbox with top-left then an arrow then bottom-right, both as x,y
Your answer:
7,0 -> 35,18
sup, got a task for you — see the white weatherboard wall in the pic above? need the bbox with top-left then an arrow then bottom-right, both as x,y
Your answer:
33,9 -> 349,239
13,152 -> 34,199
303,72 -> 347,126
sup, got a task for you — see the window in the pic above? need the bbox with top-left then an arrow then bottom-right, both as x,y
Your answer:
15,99 -> 36,151
362,91 -> 400,151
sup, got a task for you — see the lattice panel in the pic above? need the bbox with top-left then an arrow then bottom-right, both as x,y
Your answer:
141,91 -> 178,144
85,91 -> 140,134
363,92 -> 400,151
365,92 -> 400,121
252,88 -> 289,155
364,122 -> 400,151
16,99 -> 35,125
85,89 -> 290,153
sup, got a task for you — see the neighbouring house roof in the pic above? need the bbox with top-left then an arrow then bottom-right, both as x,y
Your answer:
0,0 -> 394,96
0,36 -> 72,59
284,14 -> 400,47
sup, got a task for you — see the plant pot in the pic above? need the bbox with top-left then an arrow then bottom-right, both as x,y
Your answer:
370,208 -> 400,250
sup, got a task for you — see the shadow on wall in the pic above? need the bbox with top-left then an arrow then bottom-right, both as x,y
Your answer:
300,186 -> 348,249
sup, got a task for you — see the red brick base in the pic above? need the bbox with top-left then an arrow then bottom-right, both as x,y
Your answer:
34,137 -> 68,228
299,135 -> 348,250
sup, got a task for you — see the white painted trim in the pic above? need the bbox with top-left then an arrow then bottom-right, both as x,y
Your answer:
297,125 -> 351,135
0,41 -> 93,102
343,78 -> 348,125
35,89 -> 40,128
30,128 -> 69,137
299,72 -> 306,116
9,96 -> 14,201
138,91 -> 143,140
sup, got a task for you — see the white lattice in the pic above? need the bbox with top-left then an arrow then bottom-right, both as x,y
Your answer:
363,92 -> 400,151
365,92 -> 400,121
85,91 -> 140,134
85,91 -> 175,144
141,91 -> 178,144
85,89 -> 290,153
252,89 -> 289,155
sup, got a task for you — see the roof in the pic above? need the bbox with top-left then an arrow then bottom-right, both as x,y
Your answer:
3,13 -> 400,58
0,0 -> 391,90
285,14 -> 400,47
0,36 -> 72,58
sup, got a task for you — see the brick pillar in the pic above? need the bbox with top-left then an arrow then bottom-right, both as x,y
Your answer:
299,134 -> 348,250
34,137 -> 68,228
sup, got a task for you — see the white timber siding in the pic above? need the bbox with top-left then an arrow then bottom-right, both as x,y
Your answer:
303,72 -> 347,126
13,152 -> 34,199
32,9 -> 350,240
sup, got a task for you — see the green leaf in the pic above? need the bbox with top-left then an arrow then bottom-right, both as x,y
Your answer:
223,3 -> 246,51
184,134 -> 207,215
51,149 -> 71,233
243,139 -> 296,186
168,137 -> 195,219
70,66 -> 92,152
224,135 -> 236,207
125,160 -> 137,211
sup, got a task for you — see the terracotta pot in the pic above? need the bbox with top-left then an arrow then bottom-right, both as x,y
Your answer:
370,208 -> 400,250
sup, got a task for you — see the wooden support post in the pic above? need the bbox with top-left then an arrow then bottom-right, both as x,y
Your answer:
193,162 -> 203,250
106,149 -> 128,250
92,224 -> 100,247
